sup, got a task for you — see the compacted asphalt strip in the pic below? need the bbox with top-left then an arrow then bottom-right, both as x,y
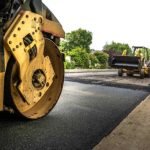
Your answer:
0,81 -> 148,150
94,95 -> 150,150
65,71 -> 150,92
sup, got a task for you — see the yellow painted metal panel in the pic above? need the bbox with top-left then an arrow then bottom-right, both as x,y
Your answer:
0,72 -> 4,111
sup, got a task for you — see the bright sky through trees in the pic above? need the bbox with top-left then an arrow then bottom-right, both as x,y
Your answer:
43,0 -> 150,50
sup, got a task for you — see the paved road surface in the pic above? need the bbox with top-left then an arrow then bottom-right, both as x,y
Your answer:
0,81 -> 148,150
65,71 -> 150,91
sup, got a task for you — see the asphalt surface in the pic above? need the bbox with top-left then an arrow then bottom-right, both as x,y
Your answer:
0,81 -> 148,150
65,71 -> 150,91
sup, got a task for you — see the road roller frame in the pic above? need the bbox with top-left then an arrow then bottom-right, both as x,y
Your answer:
0,0 -> 65,119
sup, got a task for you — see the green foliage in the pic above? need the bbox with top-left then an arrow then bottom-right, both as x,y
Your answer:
148,48 -> 150,60
89,53 -> 99,68
88,51 -> 109,69
60,28 -> 92,53
68,47 -> 89,69
103,41 -> 132,56
93,63 -> 108,69
64,62 -> 76,69
94,51 -> 109,64
99,64 -> 108,69
61,28 -> 133,69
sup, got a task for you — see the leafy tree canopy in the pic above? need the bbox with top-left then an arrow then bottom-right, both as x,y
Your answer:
94,51 -> 109,64
103,41 -> 132,56
68,47 -> 89,68
89,53 -> 99,67
60,28 -> 92,53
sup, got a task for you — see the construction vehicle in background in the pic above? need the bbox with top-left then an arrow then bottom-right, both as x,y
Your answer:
0,0 -> 65,119
109,46 -> 150,79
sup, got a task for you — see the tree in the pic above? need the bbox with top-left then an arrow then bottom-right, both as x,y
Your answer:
103,41 -> 132,56
89,53 -> 99,68
68,47 -> 89,68
60,28 -> 92,53
94,51 -> 109,64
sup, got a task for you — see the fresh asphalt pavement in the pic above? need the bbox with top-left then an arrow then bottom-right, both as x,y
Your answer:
0,81 -> 149,150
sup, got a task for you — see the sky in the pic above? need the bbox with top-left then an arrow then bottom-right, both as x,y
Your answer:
42,0 -> 150,50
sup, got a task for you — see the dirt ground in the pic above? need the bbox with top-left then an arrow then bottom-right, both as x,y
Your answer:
93,95 -> 150,150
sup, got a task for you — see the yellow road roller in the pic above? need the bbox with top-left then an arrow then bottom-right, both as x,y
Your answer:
0,0 -> 65,119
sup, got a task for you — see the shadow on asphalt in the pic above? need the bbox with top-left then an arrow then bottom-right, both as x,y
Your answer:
0,112 -> 25,122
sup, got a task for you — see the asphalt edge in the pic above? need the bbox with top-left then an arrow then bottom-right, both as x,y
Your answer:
93,95 -> 150,150
65,69 -> 116,73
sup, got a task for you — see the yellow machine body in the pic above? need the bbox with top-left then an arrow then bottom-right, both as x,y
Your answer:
0,72 -> 4,110
0,10 -> 65,119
